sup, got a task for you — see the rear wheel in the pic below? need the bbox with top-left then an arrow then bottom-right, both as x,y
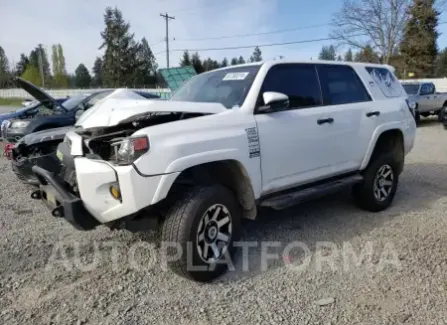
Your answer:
414,110 -> 421,125
438,106 -> 447,122
353,153 -> 399,212
161,185 -> 241,282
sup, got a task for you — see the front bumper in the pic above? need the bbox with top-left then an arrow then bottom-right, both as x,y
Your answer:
4,127 -> 26,143
31,166 -> 99,230
33,157 -> 180,227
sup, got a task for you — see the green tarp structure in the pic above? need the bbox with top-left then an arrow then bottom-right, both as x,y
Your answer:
159,66 -> 197,94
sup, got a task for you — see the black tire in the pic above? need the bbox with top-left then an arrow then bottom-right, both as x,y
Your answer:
161,185 -> 241,282
414,110 -> 421,125
438,106 -> 446,122
352,153 -> 399,212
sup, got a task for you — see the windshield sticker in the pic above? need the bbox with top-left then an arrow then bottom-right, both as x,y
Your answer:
245,127 -> 260,158
223,72 -> 249,81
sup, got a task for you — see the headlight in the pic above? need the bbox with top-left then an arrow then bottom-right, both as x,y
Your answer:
112,135 -> 150,165
11,120 -> 30,128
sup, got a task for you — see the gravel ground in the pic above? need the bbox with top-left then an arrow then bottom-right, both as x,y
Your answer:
1,119 -> 447,325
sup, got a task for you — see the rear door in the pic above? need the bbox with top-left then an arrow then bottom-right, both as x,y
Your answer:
316,64 -> 374,169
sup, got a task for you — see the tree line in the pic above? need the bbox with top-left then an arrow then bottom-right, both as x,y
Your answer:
0,0 -> 446,89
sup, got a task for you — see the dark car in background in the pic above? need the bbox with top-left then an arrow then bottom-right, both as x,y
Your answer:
10,89 -> 161,185
1,97 -> 67,137
2,78 -> 114,143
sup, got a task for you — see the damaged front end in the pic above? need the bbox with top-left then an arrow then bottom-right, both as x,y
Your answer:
11,139 -> 62,185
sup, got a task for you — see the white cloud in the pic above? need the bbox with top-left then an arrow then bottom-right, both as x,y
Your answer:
0,0 -> 326,74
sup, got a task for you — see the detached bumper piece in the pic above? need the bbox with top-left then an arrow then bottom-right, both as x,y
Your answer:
31,165 -> 99,231
12,151 -> 61,186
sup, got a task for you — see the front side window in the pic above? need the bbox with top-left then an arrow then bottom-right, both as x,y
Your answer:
170,66 -> 260,109
317,65 -> 371,105
366,67 -> 402,98
260,64 -> 322,109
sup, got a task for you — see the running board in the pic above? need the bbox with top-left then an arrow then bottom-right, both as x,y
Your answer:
260,174 -> 364,210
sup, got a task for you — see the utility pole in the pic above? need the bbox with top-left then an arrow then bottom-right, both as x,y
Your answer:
160,12 -> 175,68
38,46 -> 45,88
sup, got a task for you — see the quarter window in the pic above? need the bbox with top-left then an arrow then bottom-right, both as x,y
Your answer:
317,65 -> 371,105
260,64 -> 322,109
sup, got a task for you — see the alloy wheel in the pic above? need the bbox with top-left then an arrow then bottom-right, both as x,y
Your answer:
196,204 -> 232,264
373,164 -> 394,202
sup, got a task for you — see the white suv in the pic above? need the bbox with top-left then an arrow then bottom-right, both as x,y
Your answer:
31,60 -> 416,281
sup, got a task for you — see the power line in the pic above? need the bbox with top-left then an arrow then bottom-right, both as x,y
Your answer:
174,23 -> 331,42
167,33 -> 369,53
150,39 -> 165,47
151,21 -> 447,58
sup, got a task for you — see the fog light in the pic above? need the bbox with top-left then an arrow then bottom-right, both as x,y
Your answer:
110,184 -> 121,200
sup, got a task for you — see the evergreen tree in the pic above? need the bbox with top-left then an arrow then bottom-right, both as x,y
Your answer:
400,0 -> 439,78
99,7 -> 139,87
249,47 -> 262,62
354,45 -> 380,63
344,49 -> 353,61
436,47 -> 447,77
179,50 -> 192,67
135,37 -> 158,87
74,63 -> 92,88
237,56 -> 246,64
191,52 -> 204,74
92,57 -> 103,87
15,54 -> 29,76
230,57 -> 238,65
337,55 -> 343,61
221,58 -> 229,67
0,46 -> 10,88
318,45 -> 336,60
29,44 -> 51,85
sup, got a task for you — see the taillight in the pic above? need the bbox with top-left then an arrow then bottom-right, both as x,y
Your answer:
112,135 -> 150,165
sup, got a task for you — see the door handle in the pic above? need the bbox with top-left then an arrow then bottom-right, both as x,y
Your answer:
317,117 -> 334,125
366,111 -> 380,117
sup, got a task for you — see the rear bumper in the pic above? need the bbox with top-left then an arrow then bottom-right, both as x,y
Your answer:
31,165 -> 99,230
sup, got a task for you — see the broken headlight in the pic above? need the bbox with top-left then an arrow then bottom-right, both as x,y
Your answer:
111,135 -> 150,165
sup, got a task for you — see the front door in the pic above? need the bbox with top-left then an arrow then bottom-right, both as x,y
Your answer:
254,64 -> 343,194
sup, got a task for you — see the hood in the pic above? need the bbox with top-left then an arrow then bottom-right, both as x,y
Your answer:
21,126 -> 74,145
75,89 -> 226,129
14,77 -> 62,110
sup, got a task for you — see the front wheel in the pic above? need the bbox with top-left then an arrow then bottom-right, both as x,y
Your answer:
438,106 -> 447,123
161,185 -> 241,282
352,153 -> 399,212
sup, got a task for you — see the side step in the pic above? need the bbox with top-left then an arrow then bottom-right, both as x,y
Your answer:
260,174 -> 364,210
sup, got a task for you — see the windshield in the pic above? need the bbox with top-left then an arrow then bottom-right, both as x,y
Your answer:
170,65 -> 260,108
61,94 -> 89,110
402,84 -> 420,95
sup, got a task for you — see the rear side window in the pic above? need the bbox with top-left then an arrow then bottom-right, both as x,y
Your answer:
317,65 -> 371,105
365,67 -> 402,98
260,64 -> 322,109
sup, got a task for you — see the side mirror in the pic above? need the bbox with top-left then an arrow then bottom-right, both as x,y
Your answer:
258,92 -> 289,113
75,109 -> 85,120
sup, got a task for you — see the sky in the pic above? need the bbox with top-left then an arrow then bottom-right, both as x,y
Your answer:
1,0 -> 447,74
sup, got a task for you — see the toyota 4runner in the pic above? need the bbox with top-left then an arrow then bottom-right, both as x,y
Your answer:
31,61 -> 416,281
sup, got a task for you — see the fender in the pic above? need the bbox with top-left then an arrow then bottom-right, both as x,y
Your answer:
164,148 -> 242,173
360,121 -> 405,170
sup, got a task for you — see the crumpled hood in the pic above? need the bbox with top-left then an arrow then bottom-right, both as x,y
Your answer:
75,89 -> 226,129
21,126 -> 74,145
